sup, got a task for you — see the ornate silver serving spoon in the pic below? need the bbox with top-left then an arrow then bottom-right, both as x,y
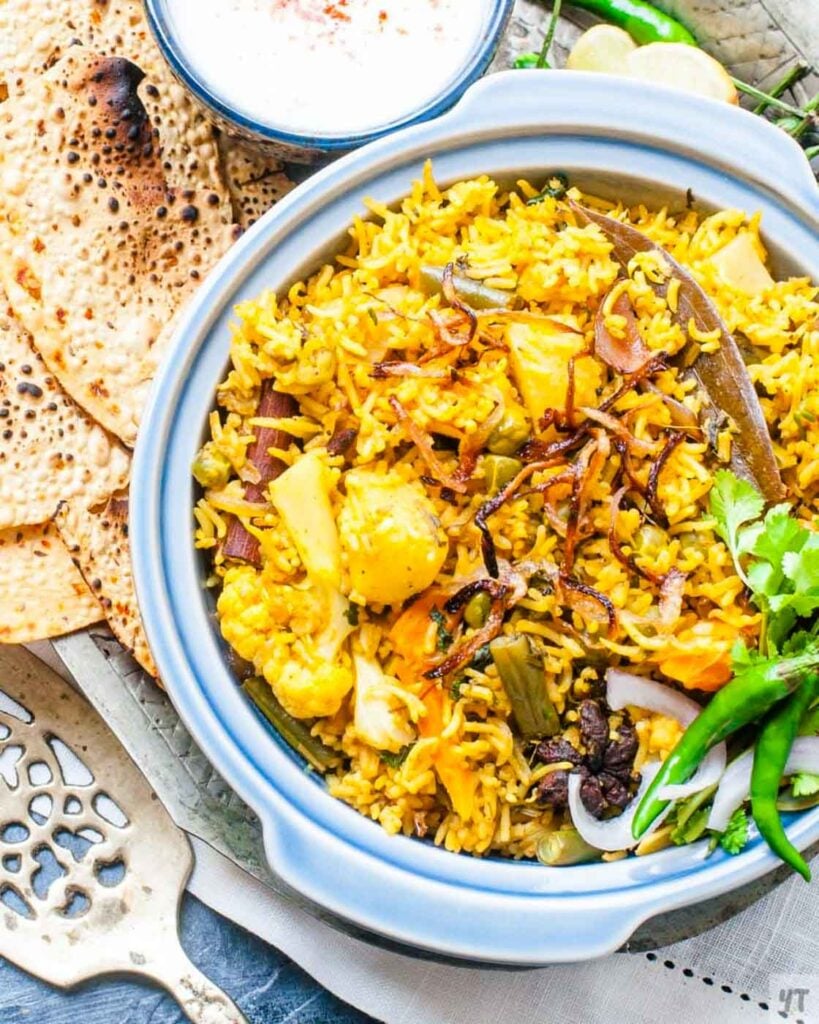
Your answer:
0,646 -> 248,1023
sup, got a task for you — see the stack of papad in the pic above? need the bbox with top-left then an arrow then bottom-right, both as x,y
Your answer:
0,299 -> 128,641
0,0 -> 294,666
55,495 -> 157,677
0,51 -> 237,443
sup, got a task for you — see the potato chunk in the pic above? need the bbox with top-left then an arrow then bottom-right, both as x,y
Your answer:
339,470 -> 448,606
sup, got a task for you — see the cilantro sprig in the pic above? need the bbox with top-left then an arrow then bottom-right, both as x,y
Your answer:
709,470 -> 819,656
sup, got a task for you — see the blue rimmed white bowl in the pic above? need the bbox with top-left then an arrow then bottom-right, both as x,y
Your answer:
132,71 -> 819,964
144,0 -> 515,152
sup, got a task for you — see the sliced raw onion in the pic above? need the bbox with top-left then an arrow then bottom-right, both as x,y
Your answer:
605,669 -> 726,799
708,738 -> 819,833
567,762 -> 664,852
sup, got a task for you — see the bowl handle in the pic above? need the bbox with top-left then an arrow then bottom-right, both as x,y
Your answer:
443,69 -> 819,218
258,803 -> 671,963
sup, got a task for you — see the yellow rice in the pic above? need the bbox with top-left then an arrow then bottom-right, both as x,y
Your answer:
195,165 -> 819,859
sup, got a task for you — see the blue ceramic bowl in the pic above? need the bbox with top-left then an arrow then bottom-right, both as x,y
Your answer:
132,71 -> 819,964
144,0 -> 514,152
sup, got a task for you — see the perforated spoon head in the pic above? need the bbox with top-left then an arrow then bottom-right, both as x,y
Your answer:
0,646 -> 248,1024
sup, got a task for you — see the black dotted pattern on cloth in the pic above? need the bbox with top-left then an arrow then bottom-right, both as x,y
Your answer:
642,953 -> 803,1022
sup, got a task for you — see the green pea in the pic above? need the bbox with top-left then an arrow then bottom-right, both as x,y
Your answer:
633,523 -> 666,557
487,403 -> 530,456
464,591 -> 492,629
482,454 -> 523,496
192,444 -> 232,488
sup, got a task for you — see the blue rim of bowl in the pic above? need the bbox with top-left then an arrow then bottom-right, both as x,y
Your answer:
143,0 -> 516,150
132,72 -> 819,963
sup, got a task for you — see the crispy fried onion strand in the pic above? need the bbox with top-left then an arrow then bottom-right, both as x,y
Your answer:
609,486 -> 687,634
424,579 -> 508,679
646,430 -> 686,520
452,392 -> 505,487
594,288 -> 651,373
389,396 -> 468,494
563,431 -> 610,576
371,362 -> 452,379
475,460 -> 561,578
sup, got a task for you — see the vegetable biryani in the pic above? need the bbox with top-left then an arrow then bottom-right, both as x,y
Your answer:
194,166 -> 819,869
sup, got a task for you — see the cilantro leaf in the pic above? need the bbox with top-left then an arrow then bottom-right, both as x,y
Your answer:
717,806 -> 750,855
709,470 -> 764,583
792,773 -> 819,798
429,608 -> 453,651
782,535 -> 819,592
751,504 -> 806,565
450,676 -> 467,700
712,473 -> 819,653
782,630 -> 819,658
380,744 -> 413,769
730,639 -> 765,673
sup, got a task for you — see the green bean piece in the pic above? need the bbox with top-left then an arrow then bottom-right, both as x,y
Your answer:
513,52 -> 540,69
464,591 -> 492,629
568,0 -> 697,45
482,454 -> 523,496
243,676 -> 340,773
487,403 -> 531,456
751,673 -> 819,881
419,265 -> 522,311
537,828 -> 601,866
632,649 -> 819,838
489,634 -> 560,739
192,444 -> 232,489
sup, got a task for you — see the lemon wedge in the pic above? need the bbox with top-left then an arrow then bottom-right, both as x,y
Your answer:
626,43 -> 738,103
566,25 -> 637,73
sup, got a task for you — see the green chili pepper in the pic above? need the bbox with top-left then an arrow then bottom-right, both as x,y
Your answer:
632,650 -> 819,838
513,52 -> 541,69
418,264 -> 521,310
568,0 -> 696,45
751,674 -> 819,881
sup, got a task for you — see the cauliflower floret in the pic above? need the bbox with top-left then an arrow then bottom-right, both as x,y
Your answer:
218,566 -> 354,719
338,469 -> 448,606
352,627 -> 425,752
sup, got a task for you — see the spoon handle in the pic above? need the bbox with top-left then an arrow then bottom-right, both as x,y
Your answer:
142,942 -> 250,1024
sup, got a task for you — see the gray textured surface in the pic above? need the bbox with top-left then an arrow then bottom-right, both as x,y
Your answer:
55,0 -> 819,958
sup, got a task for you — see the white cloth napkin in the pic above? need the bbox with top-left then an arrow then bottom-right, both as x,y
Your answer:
29,639 -> 813,1021
189,837 -> 814,1024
